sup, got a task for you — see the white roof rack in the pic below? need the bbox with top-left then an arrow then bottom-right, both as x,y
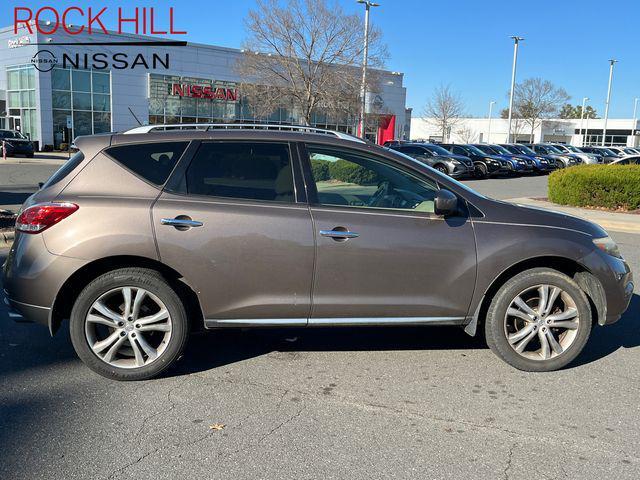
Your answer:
123,123 -> 366,143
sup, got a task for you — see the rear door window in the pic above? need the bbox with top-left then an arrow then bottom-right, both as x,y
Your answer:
183,142 -> 295,203
106,142 -> 189,185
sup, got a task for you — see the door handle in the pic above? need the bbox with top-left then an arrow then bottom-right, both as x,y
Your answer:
161,217 -> 204,229
319,228 -> 359,240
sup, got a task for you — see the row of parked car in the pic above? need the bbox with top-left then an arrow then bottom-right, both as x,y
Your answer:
383,141 -> 640,179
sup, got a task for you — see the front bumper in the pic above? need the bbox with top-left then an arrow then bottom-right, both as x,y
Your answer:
451,164 -> 476,178
579,250 -> 634,326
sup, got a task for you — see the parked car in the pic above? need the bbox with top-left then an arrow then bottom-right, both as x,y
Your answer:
492,144 -> 556,174
387,142 -> 475,178
546,144 -> 600,164
3,124 -> 633,380
498,144 -> 555,174
606,146 -> 640,157
525,144 -> 577,168
578,146 -> 619,164
610,155 -> 640,165
0,129 -> 35,158
471,144 -> 533,174
440,143 -> 508,178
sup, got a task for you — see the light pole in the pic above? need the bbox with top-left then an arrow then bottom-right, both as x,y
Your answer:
506,36 -> 524,143
601,59 -> 617,146
585,111 -> 591,146
632,97 -> 639,140
357,0 -> 380,140
579,97 -> 589,146
487,101 -> 495,143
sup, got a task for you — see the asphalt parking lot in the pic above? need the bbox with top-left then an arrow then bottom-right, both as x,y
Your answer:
1,170 -> 639,479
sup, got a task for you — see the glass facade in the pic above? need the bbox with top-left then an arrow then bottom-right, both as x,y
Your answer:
52,67 -> 111,149
148,74 -> 358,134
6,65 -> 37,142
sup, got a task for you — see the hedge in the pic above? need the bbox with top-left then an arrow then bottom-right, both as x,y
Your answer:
328,160 -> 380,185
310,159 -> 331,181
548,164 -> 640,211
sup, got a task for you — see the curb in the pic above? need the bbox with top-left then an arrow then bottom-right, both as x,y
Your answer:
507,197 -> 640,234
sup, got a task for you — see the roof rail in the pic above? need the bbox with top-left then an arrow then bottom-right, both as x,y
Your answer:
123,123 -> 366,143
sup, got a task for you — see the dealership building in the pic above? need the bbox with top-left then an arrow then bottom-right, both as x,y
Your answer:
411,116 -> 640,147
0,22 -> 410,150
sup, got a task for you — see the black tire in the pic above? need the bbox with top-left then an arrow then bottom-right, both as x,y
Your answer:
70,268 -> 190,381
475,163 -> 488,179
485,268 -> 592,372
434,164 -> 449,175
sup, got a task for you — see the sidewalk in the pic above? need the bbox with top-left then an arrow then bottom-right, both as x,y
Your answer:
507,197 -> 640,234
0,152 -> 68,165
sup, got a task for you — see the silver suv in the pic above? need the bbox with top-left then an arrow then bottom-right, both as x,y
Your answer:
3,125 -> 633,380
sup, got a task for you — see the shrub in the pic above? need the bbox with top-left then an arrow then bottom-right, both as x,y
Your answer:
548,164 -> 640,211
328,159 -> 380,185
310,159 -> 331,181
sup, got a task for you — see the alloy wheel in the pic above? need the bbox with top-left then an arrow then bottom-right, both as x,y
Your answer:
85,287 -> 172,369
503,284 -> 580,361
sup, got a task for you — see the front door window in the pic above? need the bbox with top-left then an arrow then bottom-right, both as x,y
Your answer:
308,146 -> 438,213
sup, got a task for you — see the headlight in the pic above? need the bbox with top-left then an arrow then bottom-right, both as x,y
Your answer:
593,236 -> 622,259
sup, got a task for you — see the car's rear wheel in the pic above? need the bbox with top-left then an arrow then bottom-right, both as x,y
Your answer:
70,268 -> 189,381
485,268 -> 592,372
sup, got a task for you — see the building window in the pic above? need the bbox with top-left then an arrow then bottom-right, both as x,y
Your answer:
52,67 -> 111,149
6,65 -> 38,143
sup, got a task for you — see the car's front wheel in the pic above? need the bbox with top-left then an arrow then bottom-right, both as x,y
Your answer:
485,268 -> 592,372
70,268 -> 190,381
434,164 -> 449,175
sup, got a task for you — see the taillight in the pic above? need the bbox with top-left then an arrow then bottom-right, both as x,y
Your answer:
15,203 -> 79,234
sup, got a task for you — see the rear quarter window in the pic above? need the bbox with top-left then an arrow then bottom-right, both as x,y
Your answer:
106,142 -> 189,185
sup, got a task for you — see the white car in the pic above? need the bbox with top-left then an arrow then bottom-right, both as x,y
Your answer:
548,144 -> 600,164
607,147 -> 640,157
610,155 -> 640,165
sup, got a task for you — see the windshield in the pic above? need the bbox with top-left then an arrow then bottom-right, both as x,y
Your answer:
564,145 -> 581,153
601,148 -> 617,156
385,148 -> 486,199
490,145 -> 511,155
423,145 -> 451,156
474,144 -> 499,155
0,130 -> 27,139
543,145 -> 562,154
461,144 -> 488,156
514,145 -> 536,155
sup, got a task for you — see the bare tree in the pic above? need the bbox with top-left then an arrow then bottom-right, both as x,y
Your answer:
455,125 -> 478,143
422,85 -> 465,142
510,78 -> 570,142
236,0 -> 388,126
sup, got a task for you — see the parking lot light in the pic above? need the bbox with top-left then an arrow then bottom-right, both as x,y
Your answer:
507,36 -> 524,143
580,97 -> 589,147
632,97 -> 639,139
487,101 -> 495,143
601,59 -> 617,147
357,0 -> 380,140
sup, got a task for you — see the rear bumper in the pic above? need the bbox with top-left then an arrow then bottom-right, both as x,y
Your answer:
2,233 -> 86,333
3,295 -> 50,325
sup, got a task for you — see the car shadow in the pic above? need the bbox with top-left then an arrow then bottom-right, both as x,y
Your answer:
0,190 -> 33,209
570,293 -> 640,367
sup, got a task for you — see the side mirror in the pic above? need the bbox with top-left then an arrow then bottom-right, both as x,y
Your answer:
434,189 -> 458,217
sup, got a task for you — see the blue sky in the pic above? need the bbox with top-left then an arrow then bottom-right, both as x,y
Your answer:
14,0 -> 640,117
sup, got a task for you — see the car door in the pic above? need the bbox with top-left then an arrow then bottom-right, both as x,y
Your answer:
153,140 -> 314,325
303,144 -> 477,324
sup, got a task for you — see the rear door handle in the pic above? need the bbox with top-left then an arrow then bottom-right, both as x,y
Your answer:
161,217 -> 204,229
319,229 -> 359,240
